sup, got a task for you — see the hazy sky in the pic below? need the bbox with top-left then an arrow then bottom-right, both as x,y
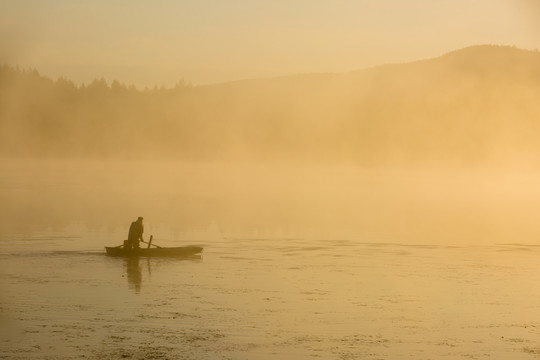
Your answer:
1,0 -> 539,87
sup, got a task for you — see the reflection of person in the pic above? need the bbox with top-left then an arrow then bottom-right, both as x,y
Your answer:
126,257 -> 142,293
127,217 -> 144,250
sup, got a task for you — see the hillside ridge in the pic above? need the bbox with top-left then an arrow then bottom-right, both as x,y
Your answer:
1,45 -> 539,166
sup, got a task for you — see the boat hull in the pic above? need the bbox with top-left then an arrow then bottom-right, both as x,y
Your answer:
105,246 -> 203,257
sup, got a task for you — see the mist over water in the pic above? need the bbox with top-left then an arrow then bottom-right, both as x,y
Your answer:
2,158 -> 540,246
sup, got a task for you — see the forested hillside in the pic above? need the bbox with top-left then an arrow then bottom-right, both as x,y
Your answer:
2,45 -> 540,166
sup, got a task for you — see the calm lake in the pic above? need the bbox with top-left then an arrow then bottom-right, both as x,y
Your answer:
2,160 -> 540,359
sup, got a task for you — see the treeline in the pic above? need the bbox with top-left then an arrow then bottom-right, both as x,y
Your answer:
2,45 -> 540,165
0,66 -> 192,158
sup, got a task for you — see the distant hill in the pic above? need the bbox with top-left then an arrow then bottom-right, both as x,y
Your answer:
1,45 -> 540,166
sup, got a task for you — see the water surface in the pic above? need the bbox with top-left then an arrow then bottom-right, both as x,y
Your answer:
2,231 -> 540,359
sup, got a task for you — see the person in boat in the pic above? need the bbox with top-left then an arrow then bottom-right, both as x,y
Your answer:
127,217 -> 144,250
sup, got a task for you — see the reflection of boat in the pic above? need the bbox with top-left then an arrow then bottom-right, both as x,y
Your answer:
120,245 -> 202,293
105,245 -> 203,257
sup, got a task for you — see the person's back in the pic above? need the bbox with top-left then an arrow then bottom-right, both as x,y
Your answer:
127,217 -> 144,249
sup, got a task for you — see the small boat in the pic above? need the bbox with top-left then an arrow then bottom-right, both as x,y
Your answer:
105,245 -> 203,257
105,235 -> 203,257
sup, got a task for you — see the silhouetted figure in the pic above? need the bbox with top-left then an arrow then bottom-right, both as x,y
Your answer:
127,217 -> 144,250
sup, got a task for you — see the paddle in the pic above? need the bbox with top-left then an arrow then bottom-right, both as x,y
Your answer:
140,235 -> 162,249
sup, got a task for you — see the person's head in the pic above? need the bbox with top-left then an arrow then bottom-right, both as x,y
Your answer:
137,217 -> 143,223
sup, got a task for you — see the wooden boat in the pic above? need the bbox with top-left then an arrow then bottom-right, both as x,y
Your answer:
105,236 -> 203,257
105,245 -> 203,257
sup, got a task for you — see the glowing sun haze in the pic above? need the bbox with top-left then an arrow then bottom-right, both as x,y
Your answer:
1,0 -> 539,87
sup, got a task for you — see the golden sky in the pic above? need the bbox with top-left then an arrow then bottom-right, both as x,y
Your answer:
1,0 -> 538,87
